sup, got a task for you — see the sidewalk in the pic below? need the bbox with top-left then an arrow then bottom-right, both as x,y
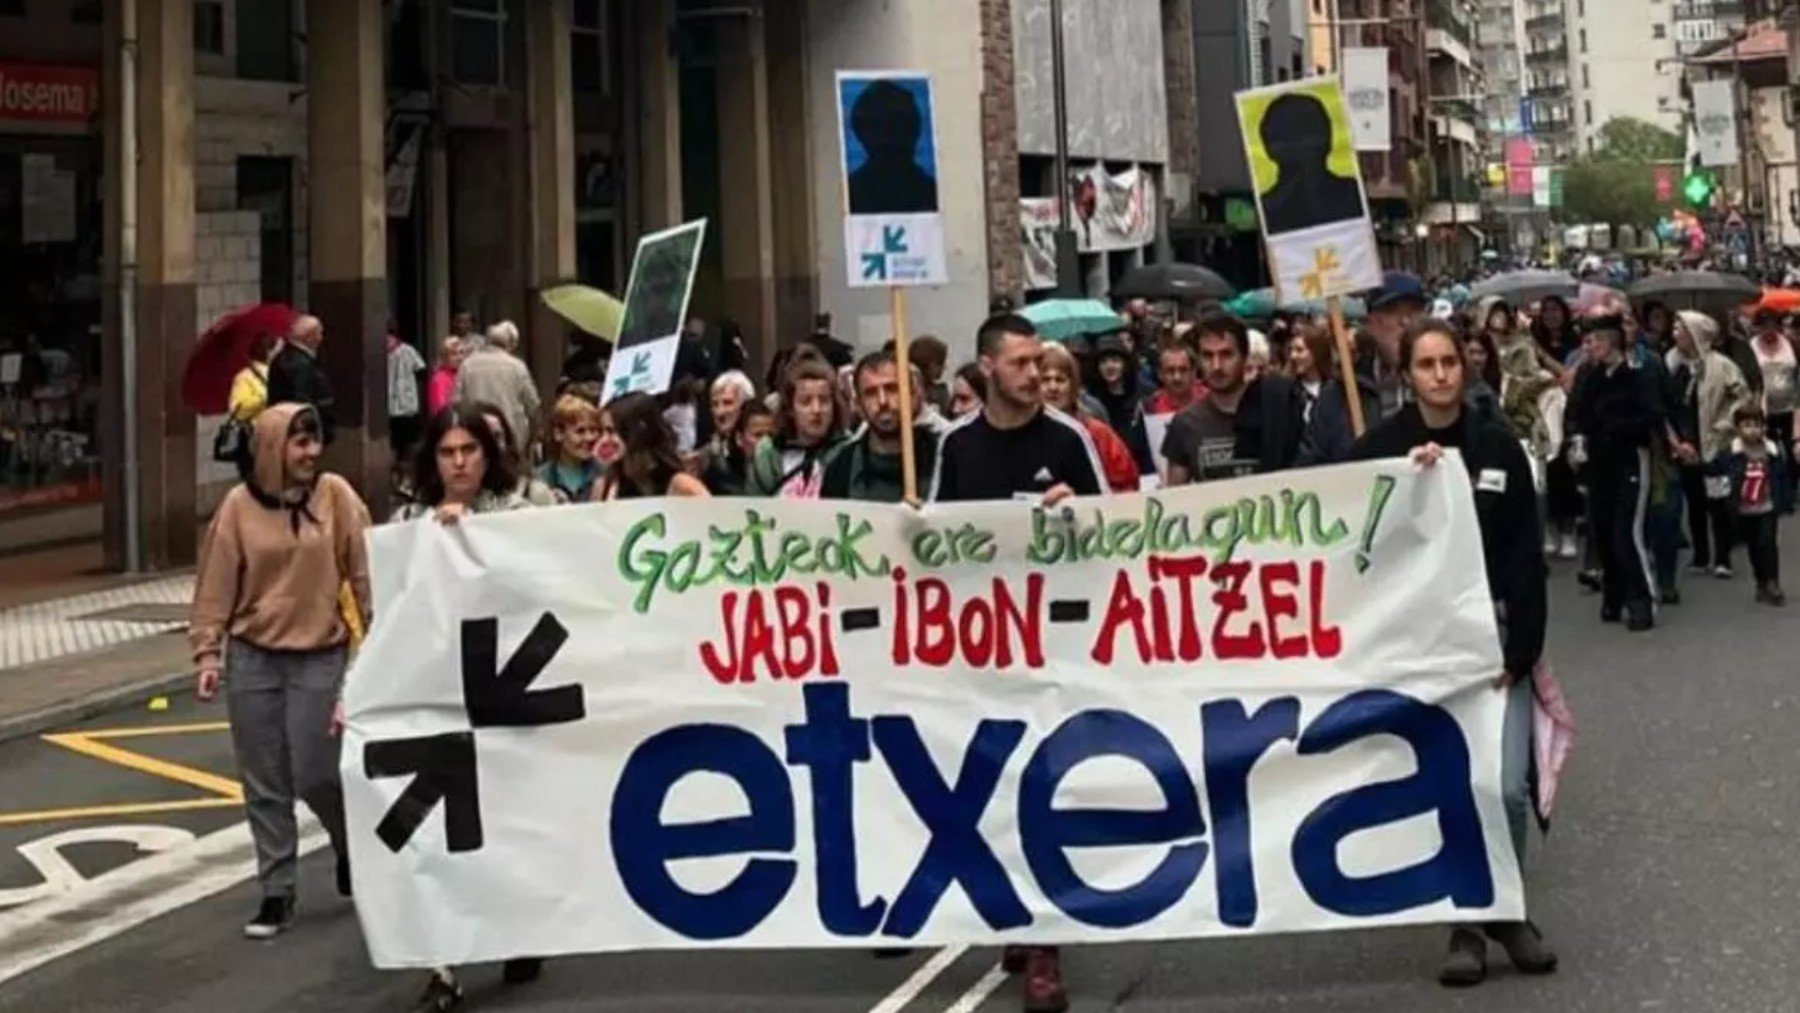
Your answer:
0,575 -> 197,744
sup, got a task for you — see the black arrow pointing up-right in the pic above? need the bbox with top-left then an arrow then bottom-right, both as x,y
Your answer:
364,732 -> 483,853
461,614 -> 586,728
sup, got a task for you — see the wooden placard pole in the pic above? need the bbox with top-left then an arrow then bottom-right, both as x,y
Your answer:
1327,296 -> 1366,437
891,286 -> 919,503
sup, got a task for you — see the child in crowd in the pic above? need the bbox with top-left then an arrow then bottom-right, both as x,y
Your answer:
1713,405 -> 1790,605
538,394 -> 603,504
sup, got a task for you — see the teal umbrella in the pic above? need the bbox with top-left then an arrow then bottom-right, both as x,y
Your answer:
1019,298 -> 1123,342
1224,288 -> 1366,321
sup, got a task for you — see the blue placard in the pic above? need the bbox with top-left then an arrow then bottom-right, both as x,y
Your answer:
839,74 -> 940,216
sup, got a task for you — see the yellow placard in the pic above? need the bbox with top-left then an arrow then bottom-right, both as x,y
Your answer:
1236,77 -> 1369,239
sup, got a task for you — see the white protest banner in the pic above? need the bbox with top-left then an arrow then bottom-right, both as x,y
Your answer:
344,459 -> 1524,967
1236,78 -> 1383,304
1021,197 -> 1060,291
601,219 -> 708,401
838,70 -> 947,288
1340,48 -> 1391,152
1691,79 -> 1739,168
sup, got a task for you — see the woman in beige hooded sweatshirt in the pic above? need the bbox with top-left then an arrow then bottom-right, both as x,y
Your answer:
190,402 -> 372,940
1667,310 -> 1751,574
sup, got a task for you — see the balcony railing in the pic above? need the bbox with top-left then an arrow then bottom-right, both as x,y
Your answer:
1524,12 -> 1564,32
1426,0 -> 1473,48
1528,79 -> 1569,98
1673,1 -> 1745,19
1525,43 -> 1568,63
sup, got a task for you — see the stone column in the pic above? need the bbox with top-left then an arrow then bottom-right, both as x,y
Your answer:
765,0 -> 816,359
525,0 -> 578,393
980,0 -> 1025,304
306,0 -> 389,514
715,6 -> 778,357
634,0 -> 683,232
102,0 -> 198,570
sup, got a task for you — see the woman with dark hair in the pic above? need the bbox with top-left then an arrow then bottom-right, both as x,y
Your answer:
190,403 -> 370,940
592,392 -> 710,500
1463,327 -> 1504,421
394,404 -> 542,1006
949,361 -> 987,419
469,400 -> 558,506
1531,295 -> 1580,369
394,403 -> 527,522
1352,319 -> 1556,988
748,358 -> 848,497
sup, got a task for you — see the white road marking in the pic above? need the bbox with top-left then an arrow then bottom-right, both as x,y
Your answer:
0,824 -> 196,910
0,815 -> 325,986
867,944 -> 968,1013
945,962 -> 1009,1013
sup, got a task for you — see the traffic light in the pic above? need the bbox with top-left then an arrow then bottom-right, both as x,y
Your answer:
1682,169 -> 1716,209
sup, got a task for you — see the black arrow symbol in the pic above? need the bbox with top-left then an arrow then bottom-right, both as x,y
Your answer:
461,614 -> 586,728
364,732 -> 483,853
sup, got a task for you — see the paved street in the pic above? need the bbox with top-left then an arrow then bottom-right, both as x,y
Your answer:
0,539 -> 1797,1012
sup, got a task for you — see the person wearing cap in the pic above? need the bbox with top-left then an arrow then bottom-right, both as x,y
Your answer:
1086,332 -> 1157,474
1566,311 -> 1666,630
1302,271 -> 1428,464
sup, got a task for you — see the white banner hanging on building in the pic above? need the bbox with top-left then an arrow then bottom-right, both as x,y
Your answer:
1691,79 -> 1739,168
1020,197 -> 1060,291
1340,48 -> 1392,152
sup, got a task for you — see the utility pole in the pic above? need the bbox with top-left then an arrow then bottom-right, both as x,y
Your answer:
1049,0 -> 1081,296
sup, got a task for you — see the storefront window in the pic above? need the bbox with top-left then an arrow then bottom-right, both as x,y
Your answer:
0,141 -> 103,516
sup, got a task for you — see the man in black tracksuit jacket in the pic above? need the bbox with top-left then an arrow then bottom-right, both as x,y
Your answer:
1566,315 -> 1666,630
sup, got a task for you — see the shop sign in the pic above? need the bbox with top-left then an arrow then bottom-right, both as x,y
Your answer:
0,63 -> 98,125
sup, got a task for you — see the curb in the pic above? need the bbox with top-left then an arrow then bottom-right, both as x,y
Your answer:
0,671 -> 192,746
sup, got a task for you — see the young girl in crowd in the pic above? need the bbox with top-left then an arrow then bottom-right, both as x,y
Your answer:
537,394 -> 604,504
592,392 -> 710,500
748,358 -> 847,498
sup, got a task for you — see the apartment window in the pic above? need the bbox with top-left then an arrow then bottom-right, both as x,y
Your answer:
238,0 -> 296,81
194,1 -> 226,55
1582,64 -> 1590,88
571,0 -> 609,94
1584,99 -> 1593,123
452,0 -> 508,86
1576,0 -> 1584,15
1653,23 -> 1666,38
1579,29 -> 1587,52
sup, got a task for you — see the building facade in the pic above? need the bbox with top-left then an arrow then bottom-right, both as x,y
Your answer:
1568,0 -> 1682,152
1423,0 -> 1483,271
3,0 -> 1193,573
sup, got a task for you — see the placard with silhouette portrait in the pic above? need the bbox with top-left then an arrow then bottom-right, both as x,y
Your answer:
1236,78 -> 1383,304
836,70 -> 948,288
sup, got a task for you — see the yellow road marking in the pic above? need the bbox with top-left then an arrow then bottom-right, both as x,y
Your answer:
40,732 -> 243,801
72,721 -> 230,739
0,798 -> 240,827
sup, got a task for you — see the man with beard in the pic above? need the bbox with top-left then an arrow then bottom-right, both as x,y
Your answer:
821,351 -> 937,503
930,314 -> 1108,507
1162,313 -> 1304,484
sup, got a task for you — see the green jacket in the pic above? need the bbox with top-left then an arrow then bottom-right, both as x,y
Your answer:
746,432 -> 848,497
819,426 -> 938,503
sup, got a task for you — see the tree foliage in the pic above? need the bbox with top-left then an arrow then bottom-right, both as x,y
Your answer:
1558,116 -> 1682,226
1560,157 -> 1662,227
1594,117 -> 1684,162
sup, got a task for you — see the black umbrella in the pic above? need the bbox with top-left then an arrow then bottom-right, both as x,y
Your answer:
1468,270 -> 1578,306
1113,262 -> 1236,302
1626,271 -> 1761,314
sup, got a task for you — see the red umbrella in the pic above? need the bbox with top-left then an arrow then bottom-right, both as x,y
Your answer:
181,303 -> 297,414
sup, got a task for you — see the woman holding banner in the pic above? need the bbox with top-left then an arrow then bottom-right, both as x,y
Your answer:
1352,319 -> 1559,988
391,403 -> 543,1007
747,358 -> 849,498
